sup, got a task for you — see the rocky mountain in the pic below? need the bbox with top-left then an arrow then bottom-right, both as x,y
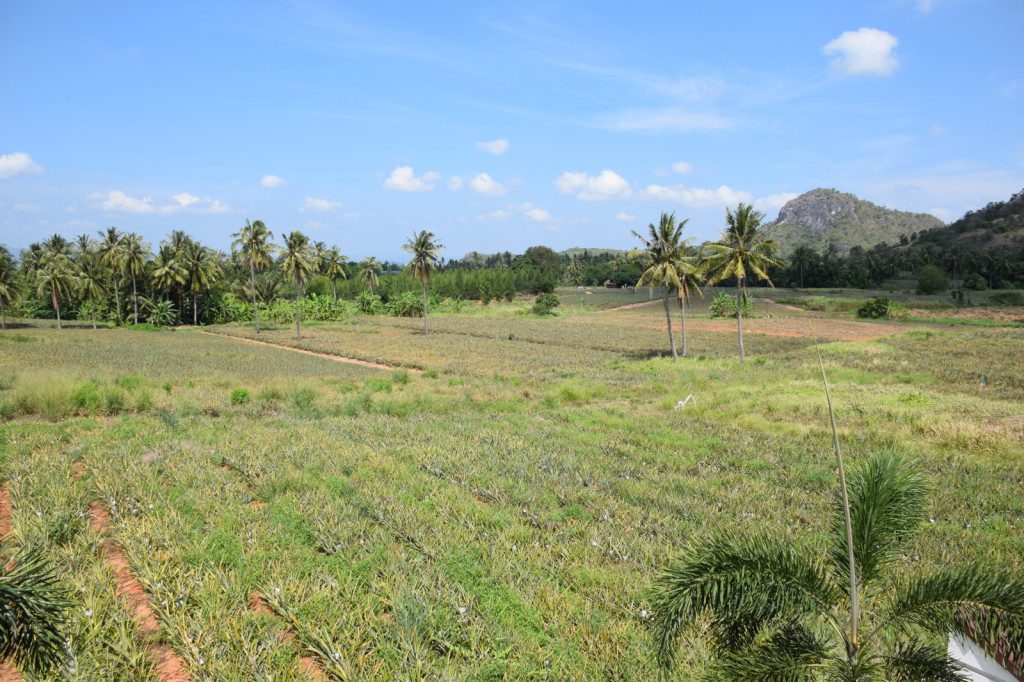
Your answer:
764,188 -> 944,255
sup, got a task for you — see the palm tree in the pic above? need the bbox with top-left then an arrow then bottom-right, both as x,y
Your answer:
76,250 -> 106,329
564,254 -> 584,286
360,256 -> 381,294
311,241 -> 328,274
0,263 -> 19,330
322,246 -> 347,301
35,251 -> 77,329
120,233 -> 148,324
98,227 -> 124,324
675,256 -> 704,358
150,244 -> 186,307
231,220 -> 274,333
705,203 -> 782,362
791,245 -> 816,289
633,212 -> 692,360
0,545 -> 71,676
403,230 -> 443,333
181,243 -> 222,325
280,231 -> 315,339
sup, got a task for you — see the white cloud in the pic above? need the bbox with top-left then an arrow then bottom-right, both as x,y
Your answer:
383,165 -> 439,192
479,209 -> 512,220
640,183 -> 751,207
95,190 -> 232,214
671,161 -> 694,174
469,172 -> 506,196
754,192 -> 799,210
823,28 -> 899,77
555,169 -> 632,201
615,211 -> 637,222
475,138 -> 510,155
595,107 -> 732,133
448,176 -> 464,190
0,152 -> 44,179
524,207 -> 550,222
302,196 -> 341,212
260,174 -> 285,188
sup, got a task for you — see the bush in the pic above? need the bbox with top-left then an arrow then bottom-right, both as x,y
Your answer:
355,291 -> 383,314
388,291 -> 424,317
916,265 -> 949,294
230,388 -> 251,405
856,297 -> 891,319
531,293 -> 560,316
709,292 -> 755,318
961,273 -> 987,291
989,291 -> 1024,306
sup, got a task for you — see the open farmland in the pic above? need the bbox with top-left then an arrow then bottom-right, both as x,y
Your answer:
2,299 -> 1023,679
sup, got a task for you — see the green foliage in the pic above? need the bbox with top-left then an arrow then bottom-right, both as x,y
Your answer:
856,296 -> 892,319
0,545 -> 71,675
962,272 -> 988,290
230,388 -> 251,405
387,291 -> 423,317
709,292 -> 755,318
916,264 -> 949,294
989,291 -> 1024,306
355,291 -> 383,314
530,292 -> 560,316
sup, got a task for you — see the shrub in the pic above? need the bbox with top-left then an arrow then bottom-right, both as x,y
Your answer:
290,387 -> 317,411
391,370 -> 411,385
961,273 -> 987,291
989,291 -> 1024,306
531,293 -> 560,316
355,291 -> 383,314
257,387 -> 283,402
388,291 -> 423,317
103,387 -> 127,415
365,378 -> 393,393
856,297 -> 891,319
709,292 -> 755,318
916,265 -> 949,294
886,301 -> 909,320
70,381 -> 103,411
230,388 -> 252,405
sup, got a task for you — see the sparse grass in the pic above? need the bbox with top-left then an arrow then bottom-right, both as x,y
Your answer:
1,304 -> 1022,678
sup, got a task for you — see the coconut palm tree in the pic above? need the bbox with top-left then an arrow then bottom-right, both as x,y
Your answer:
150,244 -> 186,309
0,545 -> 71,676
280,230 -> 315,339
360,256 -> 381,294
35,251 -> 77,329
312,241 -> 328,274
564,254 -> 584,286
791,245 -> 816,289
675,255 -> 704,358
181,242 -> 222,325
322,246 -> 347,301
75,250 -> 106,329
98,227 -> 124,324
633,212 -> 693,360
120,233 -> 148,324
0,263 -> 19,330
403,230 -> 443,333
704,203 -> 782,362
231,220 -> 274,333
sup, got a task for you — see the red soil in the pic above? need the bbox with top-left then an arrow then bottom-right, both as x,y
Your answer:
0,489 -> 11,538
89,502 -> 190,682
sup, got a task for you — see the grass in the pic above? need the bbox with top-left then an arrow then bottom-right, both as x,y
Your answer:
1,301 -> 1022,679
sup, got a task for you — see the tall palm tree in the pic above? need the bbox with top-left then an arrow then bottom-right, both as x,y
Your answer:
634,212 -> 692,359
181,243 -> 222,325
564,254 -> 584,286
322,246 -> 347,301
120,233 -> 148,324
280,231 -> 315,339
652,360 -> 1024,680
231,220 -> 274,333
150,244 -> 186,307
0,263 -> 20,330
705,203 -> 781,362
360,256 -> 381,294
75,250 -> 106,329
403,231 -> 442,333
311,241 -> 328,274
98,227 -> 124,324
791,245 -> 816,289
35,251 -> 77,329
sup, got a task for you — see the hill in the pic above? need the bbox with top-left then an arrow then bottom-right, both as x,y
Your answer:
907,188 -> 1024,256
764,188 -> 944,256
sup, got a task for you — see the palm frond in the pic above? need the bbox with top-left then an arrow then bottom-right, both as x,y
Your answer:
883,639 -> 969,682
0,544 -> 70,675
710,621 -> 830,682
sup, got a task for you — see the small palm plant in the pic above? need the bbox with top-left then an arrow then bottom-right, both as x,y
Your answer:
231,220 -> 274,333
403,230 -> 443,334
651,358 -> 1024,679
0,545 -> 70,676
704,203 -> 781,361
322,246 -> 347,301
634,212 -> 693,359
360,256 -> 381,294
281,230 -> 315,339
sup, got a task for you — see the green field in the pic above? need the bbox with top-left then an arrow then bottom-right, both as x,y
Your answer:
2,299 -> 1023,679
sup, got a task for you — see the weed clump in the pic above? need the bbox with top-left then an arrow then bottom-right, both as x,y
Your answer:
230,388 -> 252,405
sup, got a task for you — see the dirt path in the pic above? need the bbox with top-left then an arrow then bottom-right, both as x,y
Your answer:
198,330 -> 420,373
89,502 -> 191,681
598,299 -> 661,313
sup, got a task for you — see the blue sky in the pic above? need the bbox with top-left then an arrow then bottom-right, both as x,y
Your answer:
2,1 -> 1023,260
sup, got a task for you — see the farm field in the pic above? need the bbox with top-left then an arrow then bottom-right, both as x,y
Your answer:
2,300 -> 1023,679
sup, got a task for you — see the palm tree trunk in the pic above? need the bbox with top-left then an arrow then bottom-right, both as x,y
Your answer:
736,279 -> 745,362
295,287 -> 302,339
250,262 -> 260,333
663,291 -> 677,359
332,279 -> 338,301
1,307 -> 5,330
52,291 -> 62,330
113,279 -> 121,325
193,295 -> 198,325
131,273 -> 138,324
679,301 -> 687,357
91,306 -> 96,330
421,281 -> 429,334
800,265 -> 804,289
